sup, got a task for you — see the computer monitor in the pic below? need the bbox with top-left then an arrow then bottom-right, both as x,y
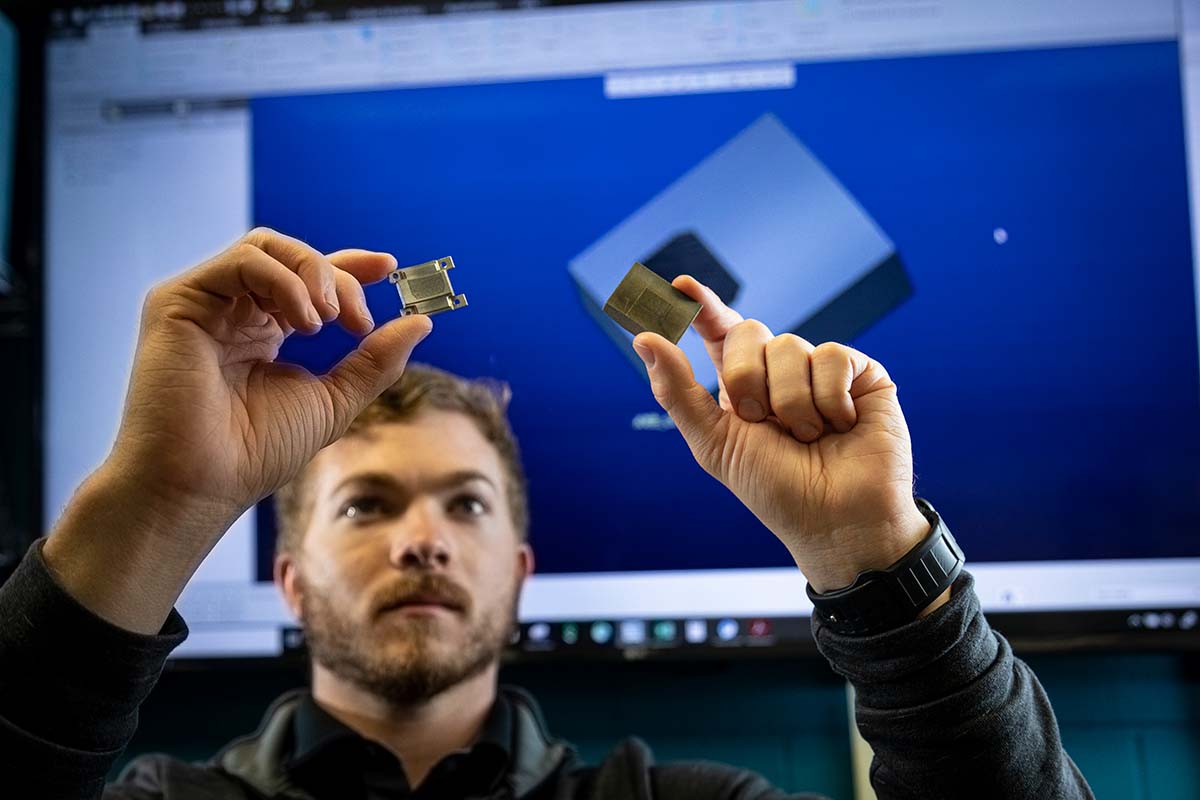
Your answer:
42,0 -> 1200,659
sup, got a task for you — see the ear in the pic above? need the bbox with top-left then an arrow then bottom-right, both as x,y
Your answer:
274,552 -> 305,622
517,543 -> 535,582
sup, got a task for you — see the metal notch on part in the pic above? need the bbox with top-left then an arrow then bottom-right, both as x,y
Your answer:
603,261 -> 702,344
388,257 -> 468,316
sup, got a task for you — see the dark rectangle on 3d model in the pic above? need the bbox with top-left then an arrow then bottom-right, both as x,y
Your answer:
642,231 -> 740,306
791,252 -> 912,345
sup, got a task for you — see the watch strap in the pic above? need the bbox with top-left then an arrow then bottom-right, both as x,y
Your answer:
806,498 -> 964,636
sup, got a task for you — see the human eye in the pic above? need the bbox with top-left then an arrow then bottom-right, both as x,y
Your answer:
448,493 -> 489,518
338,495 -> 392,523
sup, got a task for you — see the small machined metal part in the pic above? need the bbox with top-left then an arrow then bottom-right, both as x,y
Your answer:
388,256 -> 468,316
603,261 -> 702,345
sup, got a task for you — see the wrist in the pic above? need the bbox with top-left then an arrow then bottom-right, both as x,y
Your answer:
805,498 -> 964,635
799,501 -> 933,594
97,455 -> 245,533
43,461 -> 241,634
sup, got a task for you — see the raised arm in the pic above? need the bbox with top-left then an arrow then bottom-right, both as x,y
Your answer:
0,228 -> 431,797
632,276 -> 1092,799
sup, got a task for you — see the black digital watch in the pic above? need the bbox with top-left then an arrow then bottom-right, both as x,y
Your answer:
806,498 -> 964,636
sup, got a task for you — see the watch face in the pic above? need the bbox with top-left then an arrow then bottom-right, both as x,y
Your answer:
643,230 -> 741,305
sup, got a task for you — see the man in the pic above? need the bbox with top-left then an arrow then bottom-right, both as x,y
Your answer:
0,229 -> 1093,799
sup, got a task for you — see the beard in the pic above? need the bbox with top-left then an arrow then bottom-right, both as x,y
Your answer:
301,572 -> 518,706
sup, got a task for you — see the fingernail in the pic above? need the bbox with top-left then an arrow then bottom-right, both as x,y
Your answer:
738,398 -> 765,421
633,342 -> 655,369
324,284 -> 339,312
359,308 -> 375,330
307,307 -> 323,329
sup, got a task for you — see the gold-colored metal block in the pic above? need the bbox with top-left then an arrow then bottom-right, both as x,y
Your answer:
389,257 -> 468,316
603,262 -> 701,344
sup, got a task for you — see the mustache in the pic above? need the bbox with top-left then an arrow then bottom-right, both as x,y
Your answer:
371,573 -> 472,616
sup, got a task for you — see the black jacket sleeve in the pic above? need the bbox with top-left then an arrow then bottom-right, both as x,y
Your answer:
814,572 -> 1093,800
0,540 -> 186,800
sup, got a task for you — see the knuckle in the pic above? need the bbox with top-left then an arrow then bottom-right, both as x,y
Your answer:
811,343 -> 850,376
295,251 -> 329,281
244,226 -> 276,244
732,319 -> 771,339
766,334 -> 802,359
141,280 -> 189,330
723,363 -> 761,391
764,336 -> 785,356
812,341 -> 847,360
348,347 -> 385,387
140,282 -> 169,323
143,280 -> 168,308
228,242 -> 259,270
772,333 -> 809,351
326,373 -> 369,427
333,264 -> 357,288
649,376 -> 673,412
345,280 -> 367,304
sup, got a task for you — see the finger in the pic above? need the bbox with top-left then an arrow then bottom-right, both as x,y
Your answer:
270,311 -> 295,338
721,320 -> 773,422
671,274 -> 743,343
244,228 -> 340,321
632,332 -> 724,474
189,243 -> 322,333
810,342 -> 870,433
327,249 -> 398,285
672,275 -> 743,410
764,334 -> 822,442
321,315 -> 434,441
332,268 -> 375,336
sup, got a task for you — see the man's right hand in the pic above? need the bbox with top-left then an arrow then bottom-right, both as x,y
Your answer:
112,227 -> 432,527
43,228 -> 432,633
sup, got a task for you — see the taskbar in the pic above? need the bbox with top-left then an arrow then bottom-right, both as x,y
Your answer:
276,606 -> 1200,661
511,616 -> 813,658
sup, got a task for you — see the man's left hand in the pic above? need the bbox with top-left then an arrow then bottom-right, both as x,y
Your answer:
632,276 -> 932,594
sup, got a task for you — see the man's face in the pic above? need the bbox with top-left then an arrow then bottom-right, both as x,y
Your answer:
277,410 -> 532,705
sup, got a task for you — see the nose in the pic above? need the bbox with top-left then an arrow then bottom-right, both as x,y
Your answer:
389,499 -> 452,570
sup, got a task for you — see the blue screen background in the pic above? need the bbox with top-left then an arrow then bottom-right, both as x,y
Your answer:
252,41 -> 1200,576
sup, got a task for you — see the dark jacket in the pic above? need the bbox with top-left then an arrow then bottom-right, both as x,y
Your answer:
0,541 -> 1093,799
113,687 -> 820,800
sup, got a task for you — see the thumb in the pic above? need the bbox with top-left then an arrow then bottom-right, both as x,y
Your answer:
321,314 -> 433,439
633,332 -> 724,470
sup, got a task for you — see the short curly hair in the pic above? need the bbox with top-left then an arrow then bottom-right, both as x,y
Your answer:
273,363 -> 529,555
